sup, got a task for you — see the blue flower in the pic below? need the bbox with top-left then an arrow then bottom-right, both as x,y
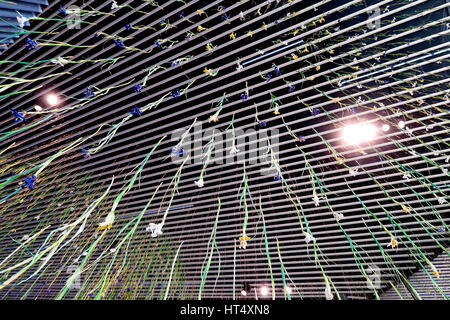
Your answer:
298,136 -> 306,142
311,108 -> 320,116
178,11 -> 184,18
273,66 -> 280,76
114,39 -> 124,47
125,24 -> 131,30
169,89 -> 181,100
221,14 -> 230,20
288,84 -> 296,92
81,148 -> 91,159
160,19 -> 165,25
20,175 -> 37,190
274,173 -> 282,181
154,41 -> 162,49
240,93 -> 248,101
82,86 -> 95,98
185,34 -> 193,41
10,108 -> 26,122
133,84 -> 142,93
259,120 -> 267,127
170,146 -> 185,157
438,226 -> 445,233
25,37 -> 38,51
130,107 -> 143,116
59,5 -> 67,15
266,74 -> 272,82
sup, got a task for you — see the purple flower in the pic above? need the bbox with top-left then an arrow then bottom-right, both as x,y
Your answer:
20,175 -> 37,190
10,108 -> 26,122
130,107 -> 143,116
25,37 -> 38,51
311,108 -> 320,116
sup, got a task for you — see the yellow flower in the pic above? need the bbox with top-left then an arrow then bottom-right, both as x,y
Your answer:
353,66 -> 360,70
209,115 -> 219,122
316,65 -> 320,71
308,76 -> 315,81
356,52 -> 361,56
303,47 -> 309,53
248,31 -> 253,37
336,157 -> 344,165
273,110 -> 280,115
333,97 -> 340,104
261,22 -> 267,30
353,75 -> 358,79
292,54 -> 298,60
390,238 -> 398,248
196,9 -> 205,15
99,224 -> 112,231
230,32 -> 235,39
359,149 -> 367,155
293,29 -> 299,36
401,205 -> 410,213
329,49 -> 334,54
311,21 -> 316,26
206,44 -> 212,51
197,25 -> 205,32
239,235 -> 250,241
319,16 -> 325,23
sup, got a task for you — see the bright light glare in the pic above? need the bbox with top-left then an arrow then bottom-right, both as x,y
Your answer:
285,286 -> 292,295
342,123 -> 377,144
260,286 -> 269,296
46,94 -> 59,106
382,124 -> 390,132
240,290 -> 247,296
34,105 -> 42,112
398,120 -> 405,129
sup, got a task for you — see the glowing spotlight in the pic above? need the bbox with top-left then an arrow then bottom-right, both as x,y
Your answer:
342,123 -> 377,145
398,120 -> 405,129
382,124 -> 390,132
260,286 -> 269,296
46,94 -> 59,106
240,282 -> 250,296
34,105 -> 42,112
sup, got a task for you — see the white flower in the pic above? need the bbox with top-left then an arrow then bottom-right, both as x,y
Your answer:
312,195 -> 321,207
334,212 -> 344,221
111,0 -> 118,9
51,56 -> 68,67
437,197 -> 446,205
443,168 -> 448,176
194,178 -> 204,188
349,167 -> 358,176
402,173 -> 411,182
304,232 -> 315,244
34,105 -> 42,111
16,15 -> 28,28
230,146 -> 240,155
22,235 -> 29,241
146,223 -> 163,238
110,248 -> 116,253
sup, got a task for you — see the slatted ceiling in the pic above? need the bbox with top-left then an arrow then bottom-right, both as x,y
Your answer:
0,0 -> 48,49
0,0 -> 448,300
